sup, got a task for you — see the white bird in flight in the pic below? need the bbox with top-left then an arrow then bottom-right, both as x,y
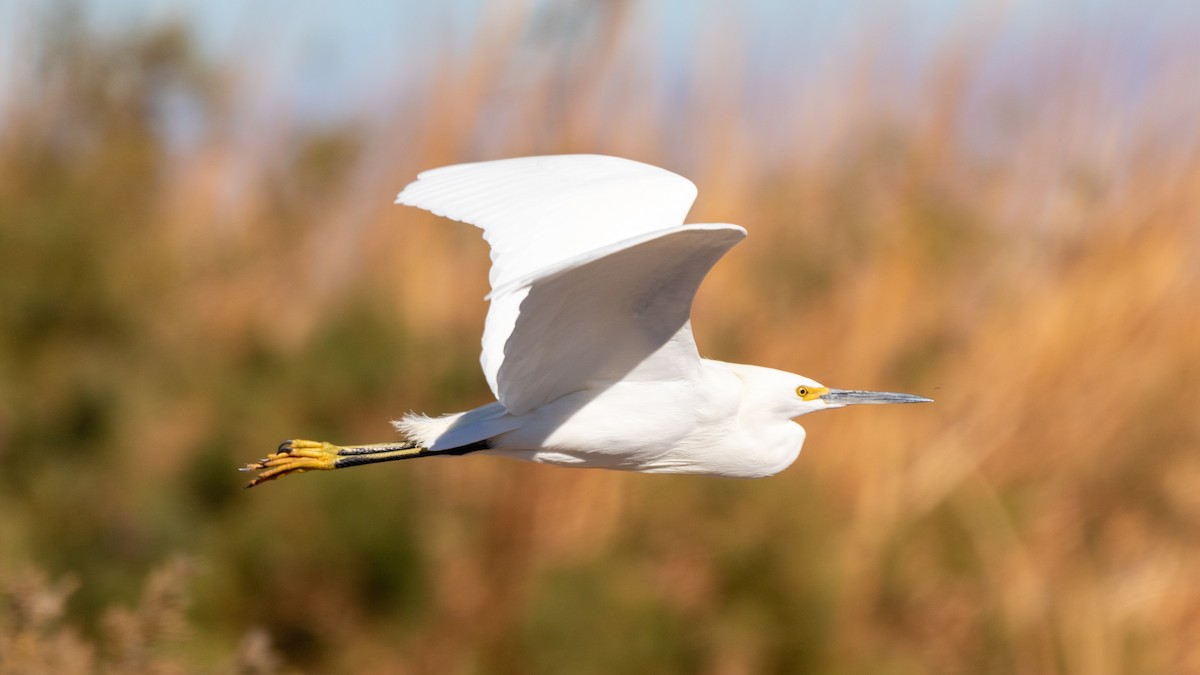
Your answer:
243,155 -> 930,487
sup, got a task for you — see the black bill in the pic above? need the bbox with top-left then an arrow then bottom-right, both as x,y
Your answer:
820,389 -> 933,405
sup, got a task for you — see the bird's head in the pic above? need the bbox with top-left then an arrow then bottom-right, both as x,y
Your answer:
728,363 -> 932,420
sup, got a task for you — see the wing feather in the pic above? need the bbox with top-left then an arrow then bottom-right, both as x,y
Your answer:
396,155 -> 744,414
397,155 -> 698,288
493,225 -> 745,414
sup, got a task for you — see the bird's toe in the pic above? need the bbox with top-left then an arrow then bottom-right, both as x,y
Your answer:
241,439 -> 341,488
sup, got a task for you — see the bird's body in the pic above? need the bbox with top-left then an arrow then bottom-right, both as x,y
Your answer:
244,155 -> 929,487
399,360 -> 804,478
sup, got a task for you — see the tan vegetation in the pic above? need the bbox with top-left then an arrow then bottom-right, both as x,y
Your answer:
1,4 -> 1198,673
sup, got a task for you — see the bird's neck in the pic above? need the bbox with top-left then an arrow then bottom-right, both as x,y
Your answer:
714,360 -> 809,476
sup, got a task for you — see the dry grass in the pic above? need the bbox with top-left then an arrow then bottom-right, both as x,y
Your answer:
1,3 -> 1198,673
0,559 -> 281,674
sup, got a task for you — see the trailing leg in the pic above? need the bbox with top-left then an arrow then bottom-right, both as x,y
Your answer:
241,438 -> 490,488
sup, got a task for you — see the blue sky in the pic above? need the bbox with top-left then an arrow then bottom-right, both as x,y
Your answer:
3,0 -> 1197,142
3,0 -> 985,121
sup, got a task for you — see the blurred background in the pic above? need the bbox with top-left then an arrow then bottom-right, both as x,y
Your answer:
2,0 -> 1199,672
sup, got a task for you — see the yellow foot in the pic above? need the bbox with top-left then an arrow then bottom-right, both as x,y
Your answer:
242,439 -> 340,488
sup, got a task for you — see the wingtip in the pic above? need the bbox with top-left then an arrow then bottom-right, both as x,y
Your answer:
395,175 -> 427,205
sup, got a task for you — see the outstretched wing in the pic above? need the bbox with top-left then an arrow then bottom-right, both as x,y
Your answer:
396,155 -> 745,415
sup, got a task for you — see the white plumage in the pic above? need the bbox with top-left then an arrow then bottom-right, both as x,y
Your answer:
245,154 -> 930,487
395,155 -> 739,416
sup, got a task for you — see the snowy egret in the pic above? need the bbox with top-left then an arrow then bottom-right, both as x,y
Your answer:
243,155 -> 930,487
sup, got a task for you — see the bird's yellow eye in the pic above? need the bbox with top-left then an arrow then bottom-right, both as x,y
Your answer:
796,385 -> 828,401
